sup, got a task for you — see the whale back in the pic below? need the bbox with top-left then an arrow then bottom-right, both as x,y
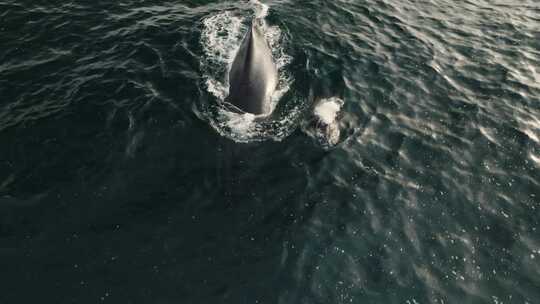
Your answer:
225,19 -> 278,115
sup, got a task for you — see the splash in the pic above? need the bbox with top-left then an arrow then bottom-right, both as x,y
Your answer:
314,97 -> 344,125
249,0 -> 269,19
199,1 -> 298,143
304,97 -> 345,148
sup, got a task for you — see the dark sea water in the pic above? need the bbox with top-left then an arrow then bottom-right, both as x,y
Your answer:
1,0 -> 540,303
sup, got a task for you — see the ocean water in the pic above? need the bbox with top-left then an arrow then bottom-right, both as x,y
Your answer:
1,0 -> 539,303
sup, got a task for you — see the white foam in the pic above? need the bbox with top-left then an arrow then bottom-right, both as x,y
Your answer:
221,110 -> 257,134
249,0 -> 269,19
201,11 -> 244,74
314,97 -> 344,125
302,97 -> 345,148
205,78 -> 227,100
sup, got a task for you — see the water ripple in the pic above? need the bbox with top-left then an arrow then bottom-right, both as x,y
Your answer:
0,0 -> 539,303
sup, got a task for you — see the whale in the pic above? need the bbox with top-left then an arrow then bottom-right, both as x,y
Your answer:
225,19 -> 278,115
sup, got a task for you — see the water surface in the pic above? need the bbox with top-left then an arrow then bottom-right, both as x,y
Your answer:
1,0 -> 539,303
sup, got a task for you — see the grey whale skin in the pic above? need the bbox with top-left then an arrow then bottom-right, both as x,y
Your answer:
225,19 -> 278,115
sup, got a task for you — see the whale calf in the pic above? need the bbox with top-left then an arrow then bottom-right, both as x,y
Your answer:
225,19 -> 278,115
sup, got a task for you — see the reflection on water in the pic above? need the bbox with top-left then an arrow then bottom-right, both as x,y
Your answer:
0,0 -> 539,303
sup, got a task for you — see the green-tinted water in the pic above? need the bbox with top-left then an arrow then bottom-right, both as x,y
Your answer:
1,0 -> 539,303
